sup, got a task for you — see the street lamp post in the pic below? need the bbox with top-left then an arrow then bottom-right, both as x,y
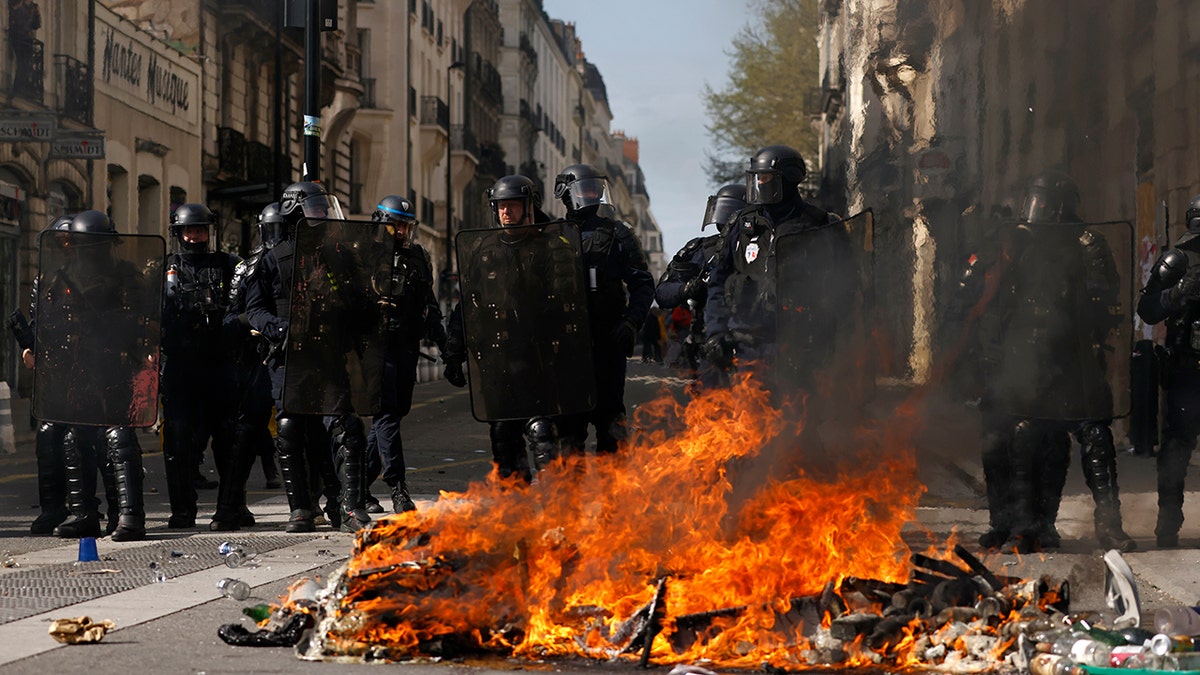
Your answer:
445,61 -> 466,276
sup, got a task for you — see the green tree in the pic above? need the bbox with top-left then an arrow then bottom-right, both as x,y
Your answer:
703,0 -> 821,185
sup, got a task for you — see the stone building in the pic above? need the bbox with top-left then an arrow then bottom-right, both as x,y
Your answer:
819,0 -> 1200,383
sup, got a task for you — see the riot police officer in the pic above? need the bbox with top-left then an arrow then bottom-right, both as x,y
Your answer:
656,183 -> 746,376
984,172 -> 1134,553
13,216 -> 77,535
32,210 -> 158,541
553,164 -> 654,455
1136,193 -> 1200,548
244,181 -> 372,533
704,145 -> 841,380
211,203 -> 286,531
443,175 -> 565,479
161,203 -> 239,529
363,195 -> 446,512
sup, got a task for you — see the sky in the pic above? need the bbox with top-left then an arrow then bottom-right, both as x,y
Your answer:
541,0 -> 752,259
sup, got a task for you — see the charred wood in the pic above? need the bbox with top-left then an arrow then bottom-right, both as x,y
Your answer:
829,612 -> 882,641
952,544 -> 1005,593
910,553 -> 972,579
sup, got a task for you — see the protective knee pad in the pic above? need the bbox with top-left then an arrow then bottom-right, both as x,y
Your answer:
329,414 -> 366,453
104,427 -> 141,464
275,415 -> 306,456
1076,421 -> 1114,450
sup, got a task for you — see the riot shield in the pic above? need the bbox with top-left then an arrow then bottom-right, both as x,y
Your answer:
987,220 -> 1132,420
282,217 -> 391,415
774,210 -> 875,406
455,221 -> 595,422
33,231 -> 164,427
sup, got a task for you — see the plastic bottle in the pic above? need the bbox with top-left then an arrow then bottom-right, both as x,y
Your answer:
1153,607 -> 1200,637
1149,633 -> 1198,657
216,578 -> 251,601
218,542 -> 258,568
1029,653 -> 1084,675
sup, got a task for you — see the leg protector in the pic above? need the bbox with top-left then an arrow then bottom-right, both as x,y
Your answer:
1002,419 -> 1041,553
54,427 -> 101,539
276,414 -> 315,532
330,414 -> 370,532
106,427 -> 145,541
162,419 -> 198,526
1077,421 -> 1135,552
31,422 -> 68,535
211,421 -> 258,531
1034,429 -> 1071,549
1155,434 -> 1193,547
490,421 -> 529,480
524,417 -> 559,477
99,458 -> 120,536
978,415 -> 1012,548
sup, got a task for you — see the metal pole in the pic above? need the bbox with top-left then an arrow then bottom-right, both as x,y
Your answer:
302,0 -> 320,181
273,0 -> 284,197
445,62 -> 464,274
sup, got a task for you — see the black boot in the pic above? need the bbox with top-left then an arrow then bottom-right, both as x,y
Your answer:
391,482 -> 417,513
1155,434 -> 1192,548
30,422 -> 68,535
276,416 -> 315,533
331,415 -> 371,533
54,427 -> 102,539
1078,422 -> 1135,552
107,428 -> 146,542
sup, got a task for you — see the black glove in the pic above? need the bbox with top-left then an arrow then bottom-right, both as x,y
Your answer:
443,360 -> 466,388
682,276 -> 707,302
703,332 -> 737,370
610,318 -> 638,357
1170,266 -> 1200,306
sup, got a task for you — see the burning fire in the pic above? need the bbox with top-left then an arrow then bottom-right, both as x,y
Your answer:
299,373 -> 948,667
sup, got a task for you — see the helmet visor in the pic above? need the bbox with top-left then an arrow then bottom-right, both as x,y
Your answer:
746,170 -> 783,205
565,177 -> 611,211
703,195 -> 745,230
300,193 -> 346,220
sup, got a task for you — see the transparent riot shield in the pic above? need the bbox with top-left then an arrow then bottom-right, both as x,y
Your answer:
33,231 -> 164,427
774,210 -> 875,406
987,220 -> 1132,420
282,217 -> 391,416
455,221 -> 595,422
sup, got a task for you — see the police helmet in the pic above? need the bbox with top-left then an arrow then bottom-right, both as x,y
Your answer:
1186,194 -> 1200,233
702,183 -> 747,231
553,164 -> 610,212
68,210 -> 117,235
1019,171 -> 1080,224
278,181 -> 345,224
487,175 -> 540,227
169,203 -> 215,253
745,145 -> 806,206
372,195 -> 419,245
257,202 -> 287,249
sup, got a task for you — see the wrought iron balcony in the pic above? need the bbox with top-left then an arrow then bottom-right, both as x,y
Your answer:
13,38 -> 45,104
450,125 -> 478,158
420,95 -> 449,131
361,78 -> 377,108
54,54 -> 92,126
518,32 -> 538,64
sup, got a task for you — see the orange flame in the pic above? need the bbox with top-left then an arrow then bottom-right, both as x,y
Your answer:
334,372 -> 930,666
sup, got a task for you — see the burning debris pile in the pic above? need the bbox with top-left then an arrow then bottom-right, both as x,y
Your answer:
241,376 -> 1084,670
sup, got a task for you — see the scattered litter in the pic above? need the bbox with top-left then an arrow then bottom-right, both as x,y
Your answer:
49,616 -> 116,644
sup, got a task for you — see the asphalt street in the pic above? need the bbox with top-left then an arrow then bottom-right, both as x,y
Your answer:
0,360 -> 1195,674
